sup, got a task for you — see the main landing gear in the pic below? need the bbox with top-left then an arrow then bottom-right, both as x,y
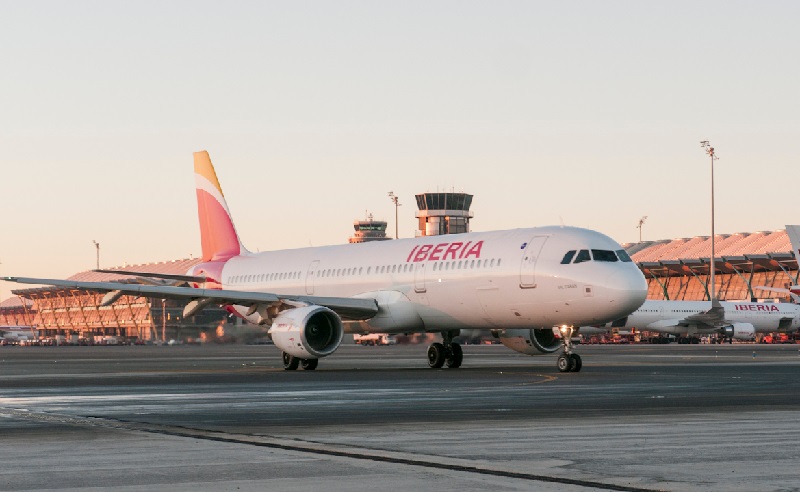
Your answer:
427,330 -> 463,369
282,352 -> 318,371
556,326 -> 582,373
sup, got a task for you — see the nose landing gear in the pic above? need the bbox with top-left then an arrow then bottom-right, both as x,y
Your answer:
556,326 -> 582,372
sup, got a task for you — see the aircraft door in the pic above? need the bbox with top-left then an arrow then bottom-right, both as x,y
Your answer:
305,260 -> 320,295
519,236 -> 548,288
414,263 -> 426,293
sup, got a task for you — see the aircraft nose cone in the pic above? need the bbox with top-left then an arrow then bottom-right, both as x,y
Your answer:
606,269 -> 648,314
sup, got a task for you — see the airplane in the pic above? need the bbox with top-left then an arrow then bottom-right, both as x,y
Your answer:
2,151 -> 647,373
590,299 -> 800,342
0,325 -> 36,342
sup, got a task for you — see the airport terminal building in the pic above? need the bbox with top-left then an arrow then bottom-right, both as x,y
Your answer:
628,230 -> 797,302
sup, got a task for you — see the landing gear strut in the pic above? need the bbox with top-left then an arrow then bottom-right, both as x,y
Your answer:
282,352 -> 318,371
427,330 -> 463,369
556,326 -> 582,373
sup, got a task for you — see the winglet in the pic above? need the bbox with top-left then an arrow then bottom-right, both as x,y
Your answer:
194,151 -> 250,261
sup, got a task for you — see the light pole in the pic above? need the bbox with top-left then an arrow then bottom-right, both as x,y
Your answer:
162,299 -> 166,342
637,216 -> 648,243
700,141 -> 718,301
387,192 -> 401,239
92,240 -> 100,269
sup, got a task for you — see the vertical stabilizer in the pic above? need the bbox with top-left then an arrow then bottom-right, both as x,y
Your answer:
786,225 -> 800,259
194,151 -> 249,261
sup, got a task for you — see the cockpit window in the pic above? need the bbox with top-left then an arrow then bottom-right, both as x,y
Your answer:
561,250 -> 576,264
574,249 -> 591,263
592,249 -> 618,262
616,249 -> 633,262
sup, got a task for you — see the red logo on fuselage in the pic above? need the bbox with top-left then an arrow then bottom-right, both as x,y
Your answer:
734,304 -> 779,312
406,240 -> 484,262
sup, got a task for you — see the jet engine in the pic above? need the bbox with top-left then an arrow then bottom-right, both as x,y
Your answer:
269,306 -> 344,359
721,322 -> 756,341
496,328 -> 562,355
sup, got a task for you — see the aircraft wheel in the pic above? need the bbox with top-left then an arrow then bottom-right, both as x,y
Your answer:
569,353 -> 582,372
427,342 -> 446,368
301,358 -> 318,371
282,352 -> 299,370
557,354 -> 571,373
445,343 -> 463,368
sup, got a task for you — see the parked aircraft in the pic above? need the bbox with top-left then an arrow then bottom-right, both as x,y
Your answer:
0,326 -> 35,342
594,299 -> 800,342
3,151 -> 647,372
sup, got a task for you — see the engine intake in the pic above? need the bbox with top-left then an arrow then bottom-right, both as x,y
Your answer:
497,328 -> 562,355
722,322 -> 755,341
269,305 -> 344,359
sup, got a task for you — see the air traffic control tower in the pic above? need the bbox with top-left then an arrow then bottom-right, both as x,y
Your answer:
415,192 -> 474,236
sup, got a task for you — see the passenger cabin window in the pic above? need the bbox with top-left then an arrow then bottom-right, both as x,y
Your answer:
574,250 -> 591,263
592,249 -> 618,262
561,251 -> 576,264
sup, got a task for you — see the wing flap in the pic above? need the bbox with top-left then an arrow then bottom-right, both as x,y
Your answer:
93,269 -> 207,283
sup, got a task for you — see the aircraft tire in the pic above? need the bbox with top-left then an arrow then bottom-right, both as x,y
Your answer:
427,342 -> 446,368
301,358 -> 318,371
283,352 -> 300,370
569,353 -> 582,372
445,343 -> 463,368
557,354 -> 571,373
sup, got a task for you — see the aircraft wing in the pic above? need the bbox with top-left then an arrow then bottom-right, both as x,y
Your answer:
754,286 -> 800,303
680,300 -> 726,328
643,300 -> 727,331
2,276 -> 379,321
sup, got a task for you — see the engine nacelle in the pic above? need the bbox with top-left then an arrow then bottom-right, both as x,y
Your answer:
722,322 -> 756,340
268,306 -> 344,359
497,328 -> 562,355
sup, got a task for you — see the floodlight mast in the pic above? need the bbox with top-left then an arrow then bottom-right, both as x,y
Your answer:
387,192 -> 401,239
92,240 -> 100,270
637,216 -> 648,243
700,141 -> 718,301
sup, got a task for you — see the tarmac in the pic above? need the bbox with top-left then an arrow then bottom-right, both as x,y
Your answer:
1,343 -> 799,491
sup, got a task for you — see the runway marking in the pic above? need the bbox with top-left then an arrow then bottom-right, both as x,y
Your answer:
494,371 -> 558,385
1,407 -> 662,492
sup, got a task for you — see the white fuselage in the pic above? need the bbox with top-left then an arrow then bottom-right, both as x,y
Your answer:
616,299 -> 800,335
198,226 -> 647,334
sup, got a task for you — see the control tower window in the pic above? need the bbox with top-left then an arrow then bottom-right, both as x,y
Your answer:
592,250 -> 618,262
574,250 -> 591,263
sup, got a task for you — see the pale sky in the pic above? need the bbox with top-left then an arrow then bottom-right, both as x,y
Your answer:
2,1 -> 799,299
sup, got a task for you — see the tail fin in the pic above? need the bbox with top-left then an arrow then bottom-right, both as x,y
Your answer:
194,151 -> 249,261
786,225 -> 800,259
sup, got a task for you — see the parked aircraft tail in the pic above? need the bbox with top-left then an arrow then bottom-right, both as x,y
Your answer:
194,151 -> 250,261
786,225 -> 800,259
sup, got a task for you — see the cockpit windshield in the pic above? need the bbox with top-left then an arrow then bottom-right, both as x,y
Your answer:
592,249 -> 618,262
560,249 -> 633,264
574,250 -> 591,263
